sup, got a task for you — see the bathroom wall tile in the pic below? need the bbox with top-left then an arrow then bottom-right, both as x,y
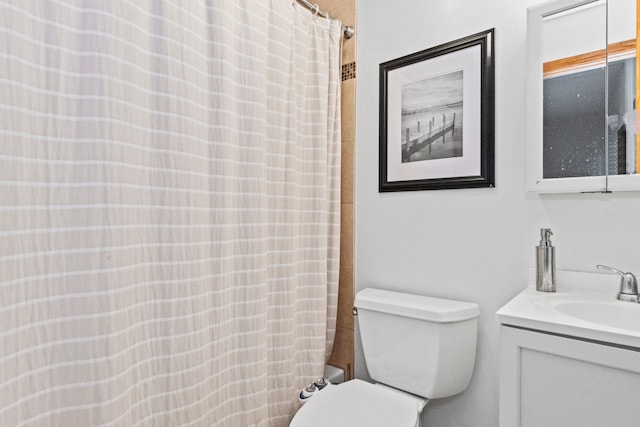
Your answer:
314,0 -> 356,379
328,326 -> 354,380
341,79 -> 356,142
340,203 -> 354,268
342,62 -> 356,81
329,1 -> 356,26
342,35 -> 356,65
341,140 -> 354,204
337,265 -> 354,330
316,0 -> 355,26
341,78 -> 355,205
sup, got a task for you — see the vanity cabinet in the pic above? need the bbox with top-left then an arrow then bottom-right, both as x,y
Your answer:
499,326 -> 640,427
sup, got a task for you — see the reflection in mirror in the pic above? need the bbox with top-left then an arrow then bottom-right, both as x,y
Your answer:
542,1 -> 607,179
608,0 -> 637,176
540,0 -> 637,180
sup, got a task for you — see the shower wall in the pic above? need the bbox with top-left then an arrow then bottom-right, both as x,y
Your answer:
315,0 -> 357,381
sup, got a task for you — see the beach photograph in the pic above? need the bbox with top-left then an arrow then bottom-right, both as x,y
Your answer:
400,70 -> 464,163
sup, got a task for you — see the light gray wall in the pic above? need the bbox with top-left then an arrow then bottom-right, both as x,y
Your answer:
355,1 -> 640,426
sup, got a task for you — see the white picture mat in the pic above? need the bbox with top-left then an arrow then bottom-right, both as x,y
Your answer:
386,44 -> 482,182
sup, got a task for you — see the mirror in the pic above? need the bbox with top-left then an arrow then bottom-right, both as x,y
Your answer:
527,0 -> 640,192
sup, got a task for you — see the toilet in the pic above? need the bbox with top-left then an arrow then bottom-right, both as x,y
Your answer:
289,288 -> 480,427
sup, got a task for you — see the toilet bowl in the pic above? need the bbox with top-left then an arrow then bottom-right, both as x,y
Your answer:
289,288 -> 479,426
290,379 -> 426,427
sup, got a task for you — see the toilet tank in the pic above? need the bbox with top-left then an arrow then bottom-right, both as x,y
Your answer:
355,288 -> 480,399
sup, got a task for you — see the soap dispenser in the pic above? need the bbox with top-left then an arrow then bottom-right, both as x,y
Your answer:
536,228 -> 556,292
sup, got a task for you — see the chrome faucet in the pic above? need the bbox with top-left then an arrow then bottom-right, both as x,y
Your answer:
596,264 -> 639,302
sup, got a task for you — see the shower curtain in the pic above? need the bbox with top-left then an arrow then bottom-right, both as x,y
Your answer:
0,1 -> 341,426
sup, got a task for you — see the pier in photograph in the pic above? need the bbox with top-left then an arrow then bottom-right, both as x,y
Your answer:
401,112 -> 458,162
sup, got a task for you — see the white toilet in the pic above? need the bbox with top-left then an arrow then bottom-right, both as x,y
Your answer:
290,288 -> 480,427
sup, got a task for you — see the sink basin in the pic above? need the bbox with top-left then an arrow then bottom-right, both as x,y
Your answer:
553,300 -> 640,333
496,269 -> 640,349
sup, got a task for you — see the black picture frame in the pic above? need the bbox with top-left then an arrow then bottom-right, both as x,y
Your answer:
379,29 -> 495,192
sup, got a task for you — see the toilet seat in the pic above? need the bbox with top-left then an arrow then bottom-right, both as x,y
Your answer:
289,379 -> 420,427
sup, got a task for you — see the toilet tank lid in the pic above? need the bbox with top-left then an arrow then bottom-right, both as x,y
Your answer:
354,288 -> 479,323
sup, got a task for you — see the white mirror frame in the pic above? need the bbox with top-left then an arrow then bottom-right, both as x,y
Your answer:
526,0 -> 640,193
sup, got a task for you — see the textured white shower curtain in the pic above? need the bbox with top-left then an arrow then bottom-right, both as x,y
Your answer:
0,1 -> 341,426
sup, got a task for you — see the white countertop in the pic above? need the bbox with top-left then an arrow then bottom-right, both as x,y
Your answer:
496,269 -> 640,349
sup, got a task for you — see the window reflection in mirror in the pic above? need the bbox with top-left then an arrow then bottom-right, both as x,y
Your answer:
541,0 -> 637,179
608,0 -> 638,176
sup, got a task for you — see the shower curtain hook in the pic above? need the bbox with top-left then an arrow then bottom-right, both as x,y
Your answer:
313,4 -> 320,16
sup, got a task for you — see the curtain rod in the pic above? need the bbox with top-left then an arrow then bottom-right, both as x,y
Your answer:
295,0 -> 355,39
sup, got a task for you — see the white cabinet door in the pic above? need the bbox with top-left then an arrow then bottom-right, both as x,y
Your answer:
499,326 -> 640,427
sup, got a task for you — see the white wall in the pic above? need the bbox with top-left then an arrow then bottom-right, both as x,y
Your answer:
542,0 -> 635,63
355,1 -> 640,426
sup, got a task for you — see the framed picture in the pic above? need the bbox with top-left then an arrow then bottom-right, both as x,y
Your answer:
379,29 -> 495,192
